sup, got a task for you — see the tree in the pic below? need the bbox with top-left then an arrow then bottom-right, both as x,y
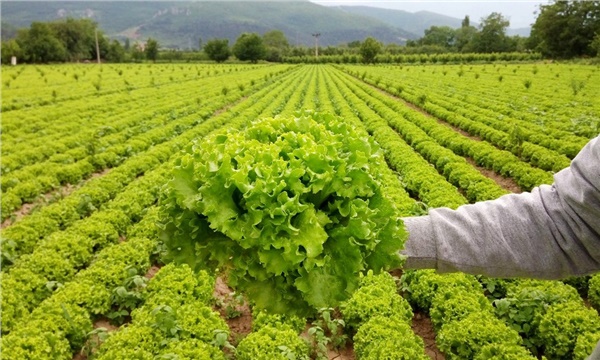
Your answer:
51,18 -> 97,61
1,39 -> 22,64
16,22 -> 67,63
204,38 -> 230,63
263,30 -> 289,62
529,0 -> 600,58
592,33 -> 600,57
233,33 -> 267,63
124,38 -> 131,52
471,12 -> 511,53
359,37 -> 382,63
421,26 -> 456,48
145,38 -> 159,62
347,40 -> 361,48
132,42 -> 145,62
106,39 -> 125,62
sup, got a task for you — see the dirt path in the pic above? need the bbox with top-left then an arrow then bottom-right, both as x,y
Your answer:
412,312 -> 445,360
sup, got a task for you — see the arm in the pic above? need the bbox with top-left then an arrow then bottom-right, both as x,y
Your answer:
402,136 -> 600,279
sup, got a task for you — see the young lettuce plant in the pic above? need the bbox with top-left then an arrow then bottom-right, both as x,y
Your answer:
159,111 -> 406,316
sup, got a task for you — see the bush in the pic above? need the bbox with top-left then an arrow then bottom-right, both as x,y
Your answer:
353,315 -> 428,360
341,271 -> 412,330
588,274 -> 600,310
430,288 -> 493,331
252,309 -> 306,334
236,325 -> 309,360
437,312 -> 522,359
474,343 -> 536,360
401,270 -> 481,311
573,332 -> 600,360
538,301 -> 600,359
156,338 -> 226,360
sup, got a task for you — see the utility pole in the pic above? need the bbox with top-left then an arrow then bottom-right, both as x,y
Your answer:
95,29 -> 101,64
312,33 -> 321,58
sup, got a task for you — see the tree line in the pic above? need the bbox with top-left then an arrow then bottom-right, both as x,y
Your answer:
1,1 -> 599,64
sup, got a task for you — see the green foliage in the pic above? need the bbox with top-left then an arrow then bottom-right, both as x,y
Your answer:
307,307 -> 347,358
341,271 -> 412,330
159,112 -> 406,315
529,0 -> 600,58
400,270 -> 481,311
143,263 -> 215,309
1,301 -> 93,359
473,343 -> 536,360
156,338 -> 227,360
359,37 -> 382,64
437,312 -> 523,359
95,325 -> 161,359
253,309 -> 307,334
353,315 -> 428,360
263,30 -> 289,62
429,288 -> 493,331
145,38 -> 159,62
493,280 -> 581,350
204,39 -> 230,63
233,33 -> 267,63
538,301 -> 600,359
471,12 -> 511,53
589,274 -> 600,310
236,325 -> 310,360
574,332 -> 600,360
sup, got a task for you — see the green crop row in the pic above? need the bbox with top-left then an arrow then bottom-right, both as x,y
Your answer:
331,68 -> 509,202
342,67 -> 575,174
1,80 -> 253,219
324,67 -> 468,209
333,67 -> 554,192
1,63 -> 270,111
0,64 -> 315,359
0,66 -> 302,263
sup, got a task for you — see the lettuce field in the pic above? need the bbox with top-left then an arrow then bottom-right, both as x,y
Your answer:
2,62 -> 600,360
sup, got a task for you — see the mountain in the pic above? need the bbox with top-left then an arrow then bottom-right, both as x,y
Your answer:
336,5 -> 530,38
1,1 -> 419,48
336,6 -> 467,37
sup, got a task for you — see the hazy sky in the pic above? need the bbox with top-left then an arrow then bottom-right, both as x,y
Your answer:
311,0 -> 547,28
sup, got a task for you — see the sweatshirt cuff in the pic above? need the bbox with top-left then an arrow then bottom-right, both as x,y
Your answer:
401,216 -> 438,270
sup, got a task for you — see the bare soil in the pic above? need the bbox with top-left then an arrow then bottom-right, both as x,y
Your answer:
73,318 -> 120,360
213,276 -> 253,344
144,264 -> 162,280
412,312 -> 445,360
464,157 -> 522,194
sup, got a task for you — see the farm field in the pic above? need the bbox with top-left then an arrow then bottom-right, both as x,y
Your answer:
1,62 -> 600,360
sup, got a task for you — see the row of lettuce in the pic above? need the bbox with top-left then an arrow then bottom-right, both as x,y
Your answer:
3,64 -> 599,359
2,64 -> 427,360
1,63 -> 265,111
0,65 -> 305,333
323,65 -> 600,359
338,64 -> 596,154
86,73 -> 431,358
1,64 -> 332,358
1,65 -> 292,222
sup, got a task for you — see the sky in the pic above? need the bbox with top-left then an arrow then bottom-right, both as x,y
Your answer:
310,0 -> 547,28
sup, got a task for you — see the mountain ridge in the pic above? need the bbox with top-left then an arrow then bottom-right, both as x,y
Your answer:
0,1 -> 530,48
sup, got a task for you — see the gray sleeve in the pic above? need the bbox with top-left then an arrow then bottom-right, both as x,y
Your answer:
402,136 -> 600,279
